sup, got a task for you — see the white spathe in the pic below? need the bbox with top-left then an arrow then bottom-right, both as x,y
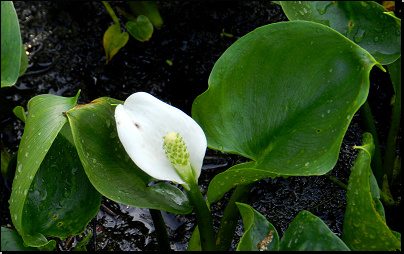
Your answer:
114,92 -> 207,184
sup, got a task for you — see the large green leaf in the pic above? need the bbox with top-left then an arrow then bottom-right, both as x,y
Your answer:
279,210 -> 350,250
342,133 -> 401,250
9,92 -> 80,247
236,202 -> 279,251
192,21 -> 382,203
66,97 -> 193,214
280,1 -> 401,65
1,1 -> 22,87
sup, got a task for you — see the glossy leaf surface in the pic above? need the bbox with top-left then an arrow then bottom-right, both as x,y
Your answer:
280,1 -> 401,65
103,24 -> 129,63
1,1 -> 21,87
126,15 -> 153,42
279,210 -> 350,250
67,97 -> 193,214
9,92 -> 80,246
236,202 -> 279,251
342,133 -> 401,250
192,21 -> 381,203
21,133 -> 100,246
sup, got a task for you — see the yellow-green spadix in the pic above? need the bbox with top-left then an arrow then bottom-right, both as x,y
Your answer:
114,92 -> 207,185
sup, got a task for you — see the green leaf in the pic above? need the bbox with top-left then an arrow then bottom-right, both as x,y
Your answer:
126,15 -> 154,42
19,42 -> 28,76
280,1 -> 401,65
18,133 -> 101,247
13,105 -> 26,123
103,24 -> 129,63
1,227 -> 37,251
187,225 -> 202,251
1,1 -> 22,87
66,97 -> 193,214
236,202 -> 279,251
208,162 -> 279,203
279,210 -> 350,251
127,1 -> 163,28
9,92 -> 80,247
342,133 -> 401,251
192,21 -> 381,203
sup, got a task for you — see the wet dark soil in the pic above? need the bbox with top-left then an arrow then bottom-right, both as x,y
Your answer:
1,1 -> 400,251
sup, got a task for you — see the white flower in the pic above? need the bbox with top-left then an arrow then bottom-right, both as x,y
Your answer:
114,92 -> 207,185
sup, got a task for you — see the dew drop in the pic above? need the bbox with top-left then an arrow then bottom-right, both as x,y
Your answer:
373,36 -> 379,42
353,29 -> 366,43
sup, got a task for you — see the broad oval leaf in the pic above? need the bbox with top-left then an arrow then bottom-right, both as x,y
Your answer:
279,210 -> 350,251
1,1 -> 22,87
342,133 -> 401,251
280,1 -> 401,65
236,202 -> 279,251
192,21 -> 381,202
9,92 -> 80,246
67,97 -> 193,214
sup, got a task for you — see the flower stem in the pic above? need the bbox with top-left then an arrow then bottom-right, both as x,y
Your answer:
215,183 -> 254,251
359,100 -> 383,187
383,68 -> 401,186
185,180 -> 216,251
101,1 -> 121,29
149,209 -> 171,251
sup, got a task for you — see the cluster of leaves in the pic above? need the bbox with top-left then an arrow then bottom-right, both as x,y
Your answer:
1,1 -> 401,251
102,1 -> 163,63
